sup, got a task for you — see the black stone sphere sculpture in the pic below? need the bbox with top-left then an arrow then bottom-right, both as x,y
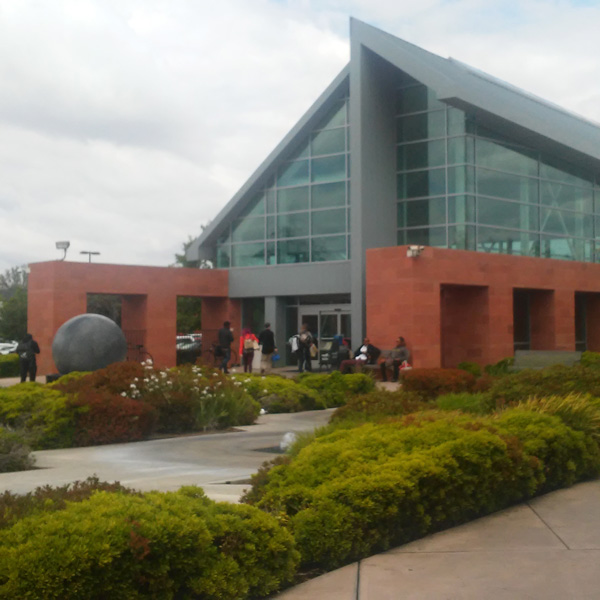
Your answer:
52,314 -> 128,374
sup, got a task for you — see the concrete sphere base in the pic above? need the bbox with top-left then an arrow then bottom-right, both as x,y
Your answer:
52,314 -> 128,374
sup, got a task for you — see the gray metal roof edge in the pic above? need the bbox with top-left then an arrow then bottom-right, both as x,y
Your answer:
350,18 -> 600,164
187,65 -> 350,258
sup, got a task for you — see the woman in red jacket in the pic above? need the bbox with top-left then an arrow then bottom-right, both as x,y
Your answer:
239,328 -> 259,373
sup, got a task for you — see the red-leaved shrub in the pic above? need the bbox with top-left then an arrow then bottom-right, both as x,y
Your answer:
401,368 -> 476,400
70,391 -> 157,446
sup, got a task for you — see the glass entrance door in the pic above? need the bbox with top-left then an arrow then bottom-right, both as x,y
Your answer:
298,305 -> 351,348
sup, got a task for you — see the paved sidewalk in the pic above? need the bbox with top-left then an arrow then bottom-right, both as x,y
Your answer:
274,478 -> 600,599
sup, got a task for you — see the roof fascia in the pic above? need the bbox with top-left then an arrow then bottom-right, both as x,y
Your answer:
187,66 -> 350,259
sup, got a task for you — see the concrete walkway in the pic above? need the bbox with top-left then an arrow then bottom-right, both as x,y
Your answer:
274,478 -> 600,599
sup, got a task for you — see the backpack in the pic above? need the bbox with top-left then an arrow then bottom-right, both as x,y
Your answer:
299,331 -> 311,345
244,337 -> 255,350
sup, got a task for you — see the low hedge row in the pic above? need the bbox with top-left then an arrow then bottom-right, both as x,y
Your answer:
0,354 -> 19,378
245,402 -> 600,571
0,486 -> 298,599
401,368 -> 476,400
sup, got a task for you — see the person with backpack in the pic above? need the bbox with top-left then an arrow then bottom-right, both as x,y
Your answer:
297,323 -> 314,373
239,327 -> 259,373
16,333 -> 40,383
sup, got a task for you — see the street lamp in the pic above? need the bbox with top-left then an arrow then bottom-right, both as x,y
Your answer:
80,251 -> 100,263
55,241 -> 70,261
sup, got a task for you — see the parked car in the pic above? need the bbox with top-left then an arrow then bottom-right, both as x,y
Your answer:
0,340 -> 18,355
176,335 -> 202,365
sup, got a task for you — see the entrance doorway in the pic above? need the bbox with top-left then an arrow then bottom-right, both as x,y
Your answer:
298,305 -> 352,348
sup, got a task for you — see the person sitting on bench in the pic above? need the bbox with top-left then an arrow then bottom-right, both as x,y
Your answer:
380,336 -> 410,382
339,337 -> 380,373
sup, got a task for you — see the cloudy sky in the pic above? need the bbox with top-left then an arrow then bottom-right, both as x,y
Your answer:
1,0 -> 599,272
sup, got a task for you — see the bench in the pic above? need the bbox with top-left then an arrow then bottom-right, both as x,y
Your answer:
361,350 -> 394,377
512,350 -> 582,371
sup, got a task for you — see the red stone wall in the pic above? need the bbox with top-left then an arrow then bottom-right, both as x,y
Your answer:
28,261 -> 235,375
366,246 -> 600,368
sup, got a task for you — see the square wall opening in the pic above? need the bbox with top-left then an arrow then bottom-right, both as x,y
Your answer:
576,292 -> 600,352
513,288 -> 554,351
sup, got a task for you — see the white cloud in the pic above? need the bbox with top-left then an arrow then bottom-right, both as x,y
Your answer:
0,0 -> 599,272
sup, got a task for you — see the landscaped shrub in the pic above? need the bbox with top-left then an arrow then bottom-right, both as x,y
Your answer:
0,383 -> 75,449
457,361 -> 482,378
580,351 -> 600,368
233,374 -> 324,413
245,408 -> 600,570
484,356 -> 515,377
70,390 -> 157,446
53,361 -> 146,396
435,392 -> 495,415
401,368 -> 476,401
0,354 -> 19,378
330,389 -> 427,425
0,427 -> 34,473
297,371 -> 375,407
488,365 -> 600,405
0,477 -> 137,530
0,487 -> 298,599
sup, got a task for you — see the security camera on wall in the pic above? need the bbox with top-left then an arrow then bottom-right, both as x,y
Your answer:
407,245 -> 425,258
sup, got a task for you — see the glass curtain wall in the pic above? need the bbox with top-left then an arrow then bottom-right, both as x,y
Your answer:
396,75 -> 600,262
217,96 -> 350,267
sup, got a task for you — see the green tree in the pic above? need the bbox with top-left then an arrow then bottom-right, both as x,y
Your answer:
0,266 -> 28,340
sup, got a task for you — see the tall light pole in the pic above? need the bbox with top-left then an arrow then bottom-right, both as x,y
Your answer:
55,241 -> 70,260
80,251 -> 100,263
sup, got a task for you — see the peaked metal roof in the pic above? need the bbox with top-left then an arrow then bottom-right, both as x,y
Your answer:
188,18 -> 600,261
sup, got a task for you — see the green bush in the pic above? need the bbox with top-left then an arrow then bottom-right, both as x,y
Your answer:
401,368 -> 476,401
0,427 -> 34,473
245,408 -> 600,570
484,357 -> 515,377
0,354 -> 19,378
233,374 -> 324,413
331,389 -> 427,425
580,352 -> 600,368
0,487 -> 298,599
297,371 -> 375,407
0,383 -> 75,449
488,365 -> 600,405
435,392 -> 495,415
457,361 -> 482,378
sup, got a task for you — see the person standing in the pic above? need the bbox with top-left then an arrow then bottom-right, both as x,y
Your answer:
297,323 -> 313,373
217,321 -> 234,374
239,327 -> 259,373
16,333 -> 40,383
258,322 -> 276,375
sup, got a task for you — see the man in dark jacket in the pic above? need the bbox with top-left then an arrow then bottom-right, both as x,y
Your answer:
16,333 -> 40,383
258,323 -> 276,374
339,337 -> 380,373
217,321 -> 234,374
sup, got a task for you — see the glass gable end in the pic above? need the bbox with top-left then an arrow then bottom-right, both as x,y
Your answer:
395,80 -> 600,262
216,95 -> 350,267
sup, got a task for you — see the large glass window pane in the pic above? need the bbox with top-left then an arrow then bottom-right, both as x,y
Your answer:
540,208 -> 592,238
267,242 -> 276,265
397,85 -> 444,114
397,168 -> 445,199
311,128 -> 345,156
447,108 -> 466,136
277,160 -> 309,187
448,195 -> 476,224
315,101 -> 346,129
277,212 -> 309,238
477,168 -> 538,203
267,215 -> 276,239
476,138 -> 538,177
217,230 -> 230,244
232,217 -> 264,242
397,140 -> 445,171
312,208 -> 346,235
287,142 -> 309,160
448,225 -> 475,250
239,193 -> 265,217
403,226 -> 447,247
540,181 -> 593,213
277,186 -> 308,212
312,235 -> 347,262
448,166 -> 475,194
232,242 -> 265,267
540,235 -> 589,261
477,226 -> 538,257
540,156 -> 593,188
448,136 -> 474,164
216,245 -> 230,268
396,110 -> 446,142
478,198 -> 539,231
278,238 -> 309,264
266,189 -> 276,214
312,181 -> 346,209
398,198 -> 446,228
311,155 -> 346,183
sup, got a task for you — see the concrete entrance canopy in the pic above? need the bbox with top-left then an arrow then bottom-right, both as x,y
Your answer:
28,261 -> 239,375
366,246 -> 600,368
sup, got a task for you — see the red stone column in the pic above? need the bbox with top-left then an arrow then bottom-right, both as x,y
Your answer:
486,286 -> 514,365
554,289 -> 576,350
